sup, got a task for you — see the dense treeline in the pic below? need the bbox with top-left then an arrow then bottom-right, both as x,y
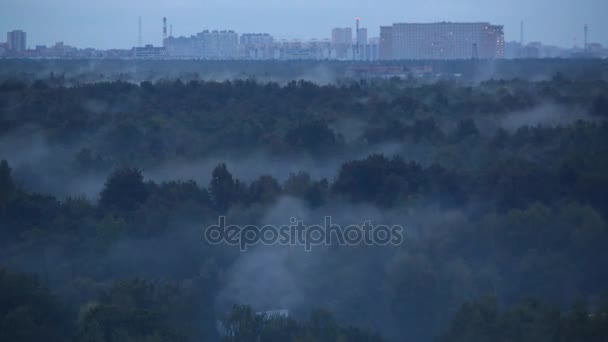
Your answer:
440,297 -> 608,342
1,150 -> 608,340
1,75 -> 607,167
0,59 -> 607,84
219,305 -> 385,342
1,68 -> 608,341
0,266 -> 385,342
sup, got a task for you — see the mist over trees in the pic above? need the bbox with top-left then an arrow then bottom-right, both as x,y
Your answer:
1,60 -> 608,341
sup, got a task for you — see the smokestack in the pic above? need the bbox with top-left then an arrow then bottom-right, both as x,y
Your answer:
356,17 -> 360,59
138,16 -> 142,47
170,25 -> 173,37
163,17 -> 167,41
584,24 -> 588,50
519,20 -> 524,58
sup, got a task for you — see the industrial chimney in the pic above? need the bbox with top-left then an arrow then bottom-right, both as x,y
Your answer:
584,24 -> 588,51
355,17 -> 360,60
138,16 -> 142,47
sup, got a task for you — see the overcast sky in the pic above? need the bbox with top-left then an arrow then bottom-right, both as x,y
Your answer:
1,0 -> 606,49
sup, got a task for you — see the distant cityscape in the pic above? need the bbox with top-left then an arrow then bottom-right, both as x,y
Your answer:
1,18 -> 606,60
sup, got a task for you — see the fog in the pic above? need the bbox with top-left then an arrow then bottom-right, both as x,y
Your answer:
1,60 -> 607,342
1,100 -> 601,200
498,103 -> 601,131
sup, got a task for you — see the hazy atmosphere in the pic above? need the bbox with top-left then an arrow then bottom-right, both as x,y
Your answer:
1,1 -> 608,342
1,0 -> 607,48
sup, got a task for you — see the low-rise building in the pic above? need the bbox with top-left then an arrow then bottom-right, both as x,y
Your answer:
133,44 -> 167,59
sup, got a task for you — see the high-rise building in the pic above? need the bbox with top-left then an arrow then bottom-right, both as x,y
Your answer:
504,41 -> 522,59
331,27 -> 352,45
7,30 -> 27,53
198,30 -> 239,59
240,33 -> 273,47
379,26 -> 393,60
240,33 -> 274,59
382,22 -> 504,60
164,30 -> 239,59
368,37 -> 380,61
163,36 -> 196,57
357,28 -> 368,46
331,27 -> 352,59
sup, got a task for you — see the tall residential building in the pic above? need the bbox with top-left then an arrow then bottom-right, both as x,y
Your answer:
240,33 -> 273,47
331,27 -> 352,59
240,33 -> 274,59
163,36 -> 196,57
331,27 -> 352,45
379,26 -> 393,60
383,22 -> 504,60
198,30 -> 239,59
7,30 -> 27,53
368,37 -> 380,61
164,30 -> 239,59
357,28 -> 368,45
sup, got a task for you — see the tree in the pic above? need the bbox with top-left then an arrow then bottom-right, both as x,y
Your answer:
451,118 -> 480,142
591,95 -> 608,117
209,164 -> 236,213
438,296 -> 501,342
247,175 -> 282,205
284,172 -> 312,199
0,268 -> 71,342
77,279 -> 190,342
332,155 -> 428,207
0,159 -> 16,206
440,297 -> 608,342
306,309 -> 340,341
220,305 -> 264,342
284,173 -> 328,208
285,121 -> 339,155
99,168 -> 149,213
219,305 -> 386,342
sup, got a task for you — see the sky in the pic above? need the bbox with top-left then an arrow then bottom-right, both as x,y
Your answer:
1,0 -> 607,49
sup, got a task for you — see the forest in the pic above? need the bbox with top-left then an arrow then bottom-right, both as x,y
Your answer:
1,59 -> 608,341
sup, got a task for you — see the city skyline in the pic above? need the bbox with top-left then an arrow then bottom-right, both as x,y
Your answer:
1,0 -> 606,49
